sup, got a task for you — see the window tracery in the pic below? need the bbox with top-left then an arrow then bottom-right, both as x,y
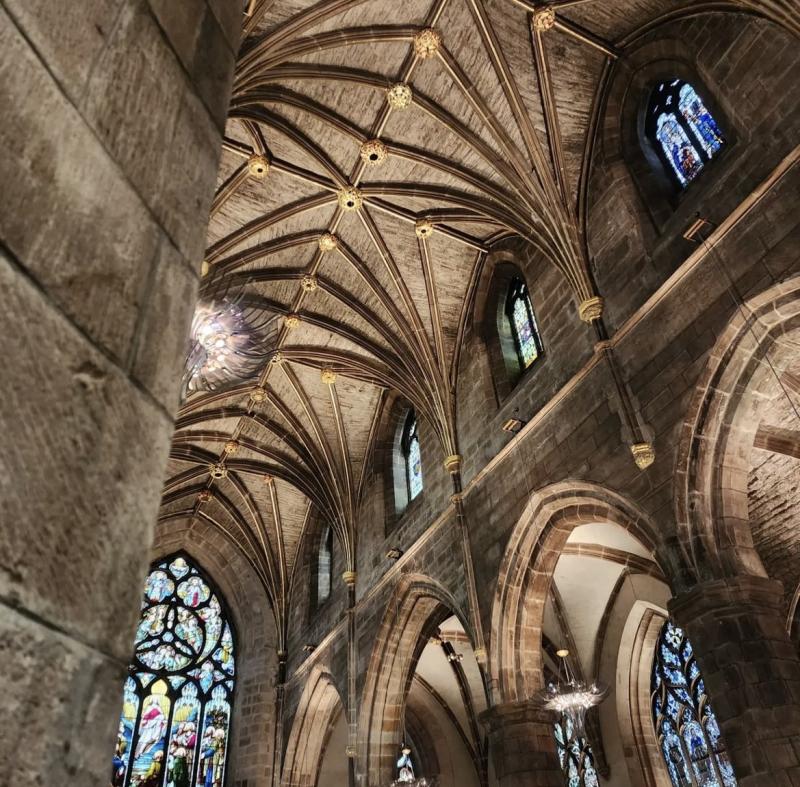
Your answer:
651,621 -> 737,787
401,409 -> 423,501
553,718 -> 600,787
646,80 -> 724,189
111,555 -> 235,787
504,277 -> 542,371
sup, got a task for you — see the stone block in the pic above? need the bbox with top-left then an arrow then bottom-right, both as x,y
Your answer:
0,603 -> 127,786
82,0 -> 226,264
0,250 -> 175,662
1,0 -> 124,104
131,239 -> 199,412
0,6 -> 160,361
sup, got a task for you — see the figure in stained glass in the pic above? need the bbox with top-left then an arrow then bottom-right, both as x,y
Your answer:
110,555 -> 236,787
652,621 -> 737,787
646,80 -> 725,189
505,277 -> 542,371
401,409 -> 423,501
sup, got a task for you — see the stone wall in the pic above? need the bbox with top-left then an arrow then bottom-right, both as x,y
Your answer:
0,2 -> 238,784
282,11 -> 800,779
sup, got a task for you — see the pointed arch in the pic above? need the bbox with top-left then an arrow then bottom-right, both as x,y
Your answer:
490,482 -> 663,705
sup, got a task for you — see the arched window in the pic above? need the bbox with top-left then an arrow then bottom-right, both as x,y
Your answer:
111,555 -> 235,787
401,409 -> 423,501
316,524 -> 333,606
646,80 -> 724,189
651,620 -> 737,787
505,276 -> 542,371
554,718 -> 600,787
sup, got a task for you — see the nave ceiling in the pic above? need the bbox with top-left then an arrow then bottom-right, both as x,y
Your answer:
161,0 -> 779,650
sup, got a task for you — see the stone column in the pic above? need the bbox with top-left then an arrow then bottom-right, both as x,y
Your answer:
0,2 -> 238,784
669,575 -> 800,786
482,701 -> 563,787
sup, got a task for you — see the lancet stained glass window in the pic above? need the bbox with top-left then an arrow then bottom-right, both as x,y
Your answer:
316,524 -> 333,606
505,277 -> 542,370
651,620 -> 737,787
554,717 -> 600,787
111,555 -> 235,787
402,409 -> 423,501
646,80 -> 724,189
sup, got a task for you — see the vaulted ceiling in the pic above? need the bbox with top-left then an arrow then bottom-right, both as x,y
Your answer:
159,0 -> 779,648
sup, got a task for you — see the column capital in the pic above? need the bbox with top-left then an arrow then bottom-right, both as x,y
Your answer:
668,574 -> 784,621
479,700 -> 555,732
480,701 -> 562,786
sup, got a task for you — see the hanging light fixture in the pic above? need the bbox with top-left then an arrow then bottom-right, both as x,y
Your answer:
181,272 -> 279,399
536,649 -> 607,736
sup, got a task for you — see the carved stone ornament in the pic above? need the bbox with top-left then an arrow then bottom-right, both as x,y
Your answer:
360,138 -> 388,166
345,745 -> 357,759
386,82 -> 413,110
247,154 -> 270,179
250,386 -> 268,403
414,27 -> 442,59
224,439 -> 239,455
631,442 -> 656,470
301,274 -> 318,292
209,462 -> 228,479
263,473 -> 274,485
284,314 -> 300,329
443,454 -> 462,474
337,187 -> 363,211
270,352 -> 284,366
321,368 -> 337,385
578,296 -> 605,323
342,570 -> 357,586
197,489 -> 213,503
318,232 -> 339,252
415,218 -> 434,239
533,6 -> 556,32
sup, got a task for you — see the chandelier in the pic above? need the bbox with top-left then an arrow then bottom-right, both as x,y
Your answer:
390,743 -> 437,787
536,649 -> 608,736
181,276 -> 277,399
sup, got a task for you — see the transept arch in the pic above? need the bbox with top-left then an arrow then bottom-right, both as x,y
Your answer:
282,664 -> 345,787
674,276 -> 800,584
357,573 -> 475,785
490,481 -> 663,705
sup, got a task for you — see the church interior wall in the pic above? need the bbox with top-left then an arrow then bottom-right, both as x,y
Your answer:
5,3 -> 800,787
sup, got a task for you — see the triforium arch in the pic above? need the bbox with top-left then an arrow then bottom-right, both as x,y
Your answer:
152,515 -> 279,787
490,481 -> 663,705
358,572 -> 474,785
282,664 -> 344,787
674,276 -> 800,584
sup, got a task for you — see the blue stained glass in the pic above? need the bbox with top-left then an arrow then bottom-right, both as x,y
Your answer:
652,621 -> 737,787
111,555 -> 235,787
647,80 -> 724,190
679,84 -> 723,158
656,114 -> 703,186
553,717 -> 598,787
408,435 -> 423,499
402,410 -> 423,502
507,278 -> 541,370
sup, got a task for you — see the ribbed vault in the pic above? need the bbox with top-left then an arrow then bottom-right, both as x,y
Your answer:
161,0 -> 790,649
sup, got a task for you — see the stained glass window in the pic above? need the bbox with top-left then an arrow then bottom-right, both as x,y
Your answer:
111,555 -> 235,787
317,525 -> 333,606
553,717 -> 599,787
401,409 -> 423,501
651,620 -> 737,787
646,80 -> 724,189
505,277 -> 542,371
